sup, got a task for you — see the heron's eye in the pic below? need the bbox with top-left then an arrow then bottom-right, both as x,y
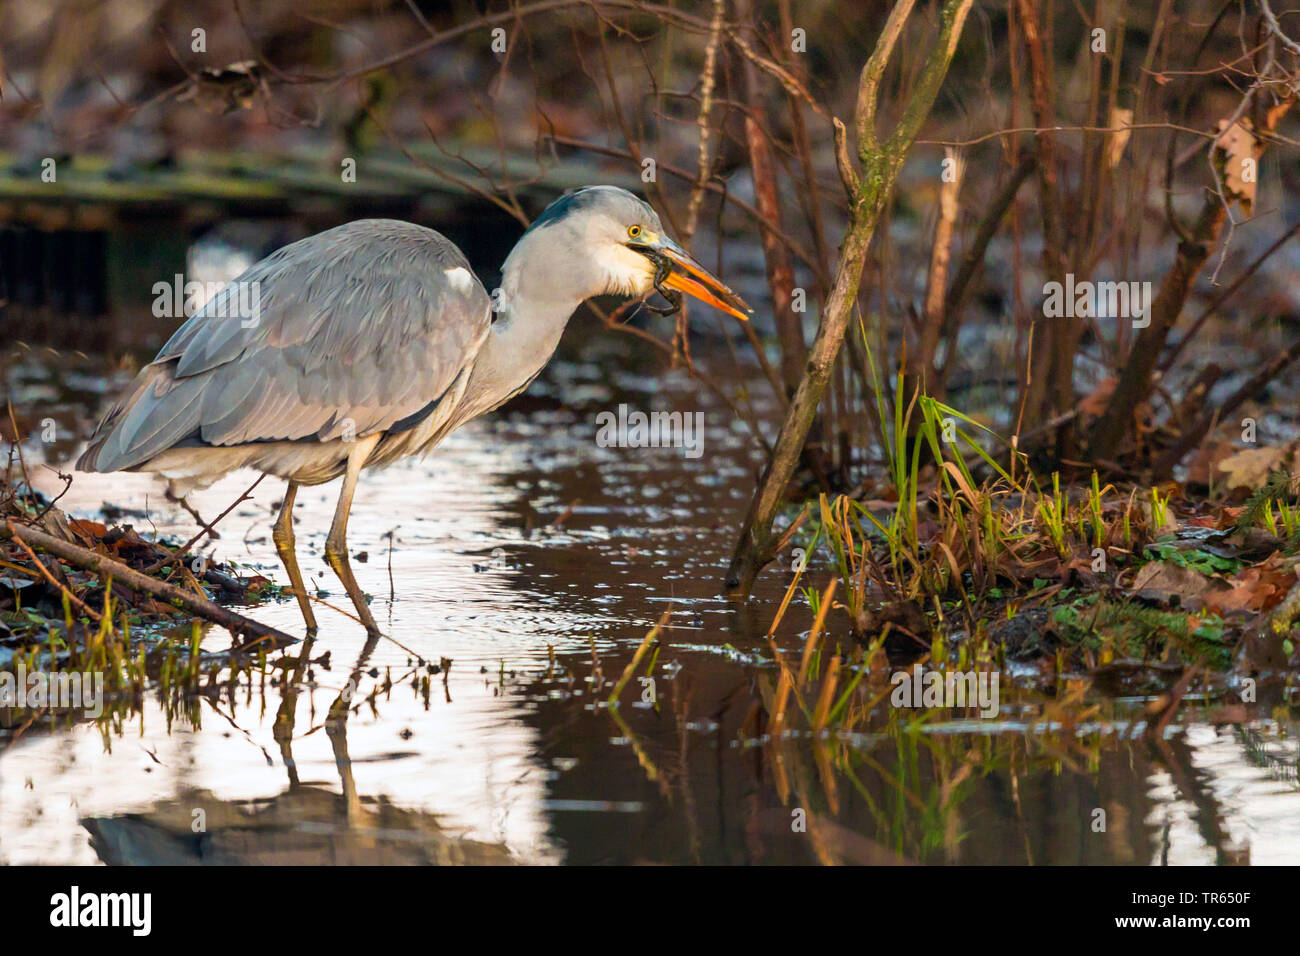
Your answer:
628,225 -> 642,239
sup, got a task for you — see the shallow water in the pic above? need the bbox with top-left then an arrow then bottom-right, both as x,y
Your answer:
4,319 -> 1300,865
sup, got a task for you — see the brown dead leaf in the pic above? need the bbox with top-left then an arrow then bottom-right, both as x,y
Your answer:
1204,555 -> 1296,616
1130,561 -> 1230,611
68,518 -> 108,542
1216,506 -> 1245,528
1216,445 -> 1292,492
1215,118 -> 1262,214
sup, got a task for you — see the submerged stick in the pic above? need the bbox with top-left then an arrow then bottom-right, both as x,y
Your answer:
2,520 -> 296,649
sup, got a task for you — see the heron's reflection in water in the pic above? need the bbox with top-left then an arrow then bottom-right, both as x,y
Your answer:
82,637 -> 514,866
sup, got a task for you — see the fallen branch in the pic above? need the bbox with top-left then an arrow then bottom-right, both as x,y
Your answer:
7,528 -> 103,623
1,520 -> 297,649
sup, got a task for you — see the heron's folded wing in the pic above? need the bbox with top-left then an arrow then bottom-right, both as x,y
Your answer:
81,220 -> 492,472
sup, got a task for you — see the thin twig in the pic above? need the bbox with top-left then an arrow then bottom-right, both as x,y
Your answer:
143,474 -> 265,575
683,0 -> 725,240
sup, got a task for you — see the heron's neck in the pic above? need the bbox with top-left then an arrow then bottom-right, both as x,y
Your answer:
470,235 -> 590,408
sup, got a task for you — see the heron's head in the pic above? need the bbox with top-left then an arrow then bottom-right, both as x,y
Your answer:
517,185 -> 751,321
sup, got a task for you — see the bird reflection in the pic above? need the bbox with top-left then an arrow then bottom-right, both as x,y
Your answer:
82,637 -> 513,865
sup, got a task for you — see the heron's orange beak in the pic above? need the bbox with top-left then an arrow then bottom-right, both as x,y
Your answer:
657,243 -> 752,322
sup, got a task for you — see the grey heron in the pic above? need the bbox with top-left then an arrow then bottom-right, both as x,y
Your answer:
77,186 -> 751,636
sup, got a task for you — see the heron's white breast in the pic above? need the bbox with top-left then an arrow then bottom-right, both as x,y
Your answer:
443,266 -> 475,294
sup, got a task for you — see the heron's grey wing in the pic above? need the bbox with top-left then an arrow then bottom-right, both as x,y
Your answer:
79,220 -> 491,473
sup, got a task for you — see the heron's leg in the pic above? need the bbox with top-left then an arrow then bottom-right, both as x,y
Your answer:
272,480 -> 317,633
324,435 -> 382,636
